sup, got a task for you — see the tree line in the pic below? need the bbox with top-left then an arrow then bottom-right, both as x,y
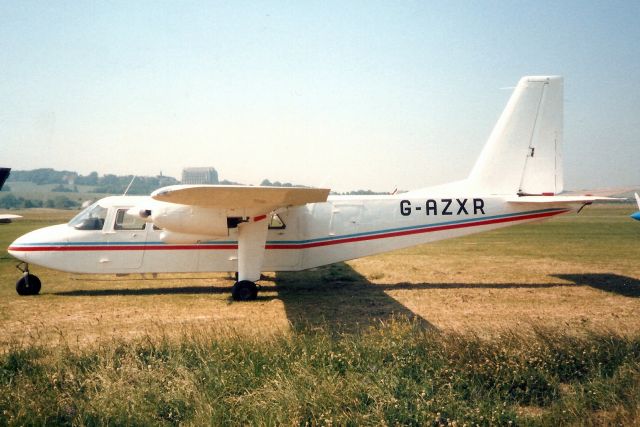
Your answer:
0,193 -> 79,209
2,169 -> 391,210
7,168 -> 179,195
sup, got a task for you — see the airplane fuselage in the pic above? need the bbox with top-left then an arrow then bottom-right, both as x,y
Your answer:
8,194 -> 571,275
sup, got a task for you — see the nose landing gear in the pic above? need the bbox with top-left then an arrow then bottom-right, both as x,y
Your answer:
15,262 -> 41,296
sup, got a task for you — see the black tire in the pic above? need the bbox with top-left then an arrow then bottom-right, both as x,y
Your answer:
16,274 -> 42,296
231,280 -> 258,301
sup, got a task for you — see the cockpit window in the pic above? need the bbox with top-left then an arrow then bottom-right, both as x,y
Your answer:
68,202 -> 108,230
114,209 -> 146,230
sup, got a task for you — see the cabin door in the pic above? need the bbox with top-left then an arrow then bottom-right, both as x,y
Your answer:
102,208 -> 148,270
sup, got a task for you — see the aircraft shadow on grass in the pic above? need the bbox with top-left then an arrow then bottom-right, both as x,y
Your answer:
274,263 -> 437,333
552,273 -> 640,298
53,263 -> 437,333
52,269 -> 639,331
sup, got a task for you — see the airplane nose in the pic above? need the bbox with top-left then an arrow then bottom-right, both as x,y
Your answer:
7,224 -> 69,263
8,234 -> 31,262
631,212 -> 640,221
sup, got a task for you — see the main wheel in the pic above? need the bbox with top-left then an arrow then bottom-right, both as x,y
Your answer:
16,274 -> 41,296
231,280 -> 258,301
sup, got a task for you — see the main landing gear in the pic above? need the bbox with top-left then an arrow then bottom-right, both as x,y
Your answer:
231,280 -> 258,301
230,216 -> 268,302
15,263 -> 41,296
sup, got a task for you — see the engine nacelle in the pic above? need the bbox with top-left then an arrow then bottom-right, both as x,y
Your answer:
151,204 -> 228,237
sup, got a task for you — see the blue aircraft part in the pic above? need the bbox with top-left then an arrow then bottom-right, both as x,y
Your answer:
631,212 -> 640,221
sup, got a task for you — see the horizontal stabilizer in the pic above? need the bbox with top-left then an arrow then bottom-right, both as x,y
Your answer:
506,195 -> 623,204
152,185 -> 330,211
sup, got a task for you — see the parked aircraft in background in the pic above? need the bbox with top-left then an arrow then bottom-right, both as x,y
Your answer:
0,168 -> 10,189
8,76 -> 619,299
0,168 -> 22,223
632,193 -> 640,221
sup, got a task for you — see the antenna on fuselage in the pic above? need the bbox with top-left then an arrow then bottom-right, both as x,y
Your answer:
123,176 -> 136,196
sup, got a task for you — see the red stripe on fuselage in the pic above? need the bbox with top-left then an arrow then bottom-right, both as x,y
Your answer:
266,208 -> 569,249
8,244 -> 236,252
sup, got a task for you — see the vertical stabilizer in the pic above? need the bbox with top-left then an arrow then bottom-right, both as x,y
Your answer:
0,168 -> 10,191
468,76 -> 563,195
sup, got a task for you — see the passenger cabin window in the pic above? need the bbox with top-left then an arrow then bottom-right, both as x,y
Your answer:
68,203 -> 108,230
114,209 -> 146,231
268,213 -> 286,229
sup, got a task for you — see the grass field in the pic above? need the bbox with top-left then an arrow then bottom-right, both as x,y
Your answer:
1,205 -> 639,425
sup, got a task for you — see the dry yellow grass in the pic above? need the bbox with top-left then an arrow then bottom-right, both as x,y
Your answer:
353,254 -> 640,336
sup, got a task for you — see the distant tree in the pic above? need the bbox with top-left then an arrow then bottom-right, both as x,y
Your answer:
8,168 -> 77,185
9,168 -> 179,195
1,185 -> 10,192
50,196 -> 78,209
51,184 -> 76,193
0,194 -> 20,209
260,180 -> 302,188
101,174 -> 120,186
219,179 -> 243,185
76,171 -> 99,186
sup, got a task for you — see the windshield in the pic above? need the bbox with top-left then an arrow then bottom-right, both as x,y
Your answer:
68,202 -> 108,230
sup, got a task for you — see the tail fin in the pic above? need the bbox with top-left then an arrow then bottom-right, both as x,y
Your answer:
468,76 -> 563,195
0,168 -> 10,191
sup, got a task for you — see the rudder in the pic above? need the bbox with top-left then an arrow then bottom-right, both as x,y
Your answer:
468,76 -> 563,195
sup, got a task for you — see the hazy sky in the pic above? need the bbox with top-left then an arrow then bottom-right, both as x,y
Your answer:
1,1 -> 638,192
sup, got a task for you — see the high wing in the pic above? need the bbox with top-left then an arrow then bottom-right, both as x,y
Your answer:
149,185 -> 331,286
152,185 -> 330,216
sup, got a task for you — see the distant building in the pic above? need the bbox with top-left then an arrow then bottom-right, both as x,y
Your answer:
181,167 -> 219,185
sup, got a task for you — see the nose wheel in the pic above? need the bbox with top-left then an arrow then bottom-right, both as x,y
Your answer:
15,263 -> 41,296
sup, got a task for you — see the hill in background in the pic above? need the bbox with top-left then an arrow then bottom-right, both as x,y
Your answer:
1,168 -> 392,210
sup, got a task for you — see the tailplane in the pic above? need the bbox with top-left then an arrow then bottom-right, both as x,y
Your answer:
468,76 -> 563,195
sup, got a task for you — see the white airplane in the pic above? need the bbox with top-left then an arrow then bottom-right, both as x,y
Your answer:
8,76 -> 617,299
0,168 -> 22,223
632,193 -> 640,221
